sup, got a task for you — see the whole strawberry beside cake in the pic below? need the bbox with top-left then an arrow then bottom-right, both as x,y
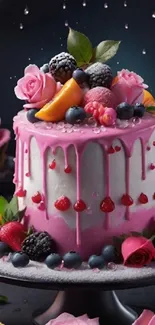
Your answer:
11,27 -> 155,267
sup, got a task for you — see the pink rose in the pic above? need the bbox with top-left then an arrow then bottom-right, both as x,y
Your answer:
45,313 -> 99,325
14,64 -> 62,109
132,310 -> 155,325
111,69 -> 148,105
121,236 -> 155,268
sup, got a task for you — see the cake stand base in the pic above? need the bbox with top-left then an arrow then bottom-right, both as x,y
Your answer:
33,289 -> 137,325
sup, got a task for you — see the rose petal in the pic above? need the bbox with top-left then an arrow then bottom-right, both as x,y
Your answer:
48,313 -> 76,325
132,310 -> 155,325
24,64 -> 40,76
112,69 -> 148,106
23,98 -> 48,109
149,315 -> 155,325
87,318 -> 99,325
17,74 -> 39,101
41,73 -> 56,101
14,85 -> 28,100
125,248 -> 152,267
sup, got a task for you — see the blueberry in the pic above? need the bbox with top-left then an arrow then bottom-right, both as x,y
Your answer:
27,109 -> 40,124
45,253 -> 62,269
133,103 -> 145,118
65,106 -> 86,125
40,63 -> 49,73
88,255 -> 105,269
12,252 -> 29,268
73,69 -> 89,85
116,102 -> 134,120
102,245 -> 116,263
63,251 -> 82,269
0,242 -> 11,258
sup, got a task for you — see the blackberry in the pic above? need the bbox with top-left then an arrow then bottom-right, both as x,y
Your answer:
22,232 -> 56,261
85,63 -> 113,89
49,52 -> 77,84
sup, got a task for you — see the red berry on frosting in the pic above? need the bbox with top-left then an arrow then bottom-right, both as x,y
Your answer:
15,188 -> 27,198
153,193 -> 155,200
121,194 -> 133,206
38,201 -> 45,211
64,165 -> 72,173
115,146 -> 121,152
107,146 -> 115,154
147,146 -> 151,151
74,200 -> 87,212
100,197 -> 115,213
99,107 -> 116,126
138,193 -> 148,204
49,160 -> 56,170
31,192 -> 42,204
150,163 -> 155,170
55,196 -> 71,211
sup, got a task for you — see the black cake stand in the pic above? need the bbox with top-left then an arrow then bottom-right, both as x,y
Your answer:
0,259 -> 155,325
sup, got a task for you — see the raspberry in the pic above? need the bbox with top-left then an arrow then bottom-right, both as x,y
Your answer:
54,196 -> 71,211
99,107 -> 116,126
31,192 -> 42,204
83,87 -> 117,108
84,101 -> 105,120
73,199 -> 87,212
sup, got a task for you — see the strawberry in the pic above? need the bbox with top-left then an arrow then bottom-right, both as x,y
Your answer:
73,199 -> 87,212
0,222 -> 26,251
54,196 -> 71,211
31,192 -> 42,204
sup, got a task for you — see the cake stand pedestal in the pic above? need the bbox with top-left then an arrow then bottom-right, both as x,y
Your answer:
0,260 -> 155,325
33,289 -> 137,325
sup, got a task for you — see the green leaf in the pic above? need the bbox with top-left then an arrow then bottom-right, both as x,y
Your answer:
94,40 -> 121,63
0,196 -> 8,216
146,106 -> 155,112
4,196 -> 18,217
67,28 -> 93,66
0,295 -> 8,304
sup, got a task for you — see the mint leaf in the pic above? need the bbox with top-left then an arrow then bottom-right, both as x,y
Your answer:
146,106 -> 155,112
67,28 -> 93,66
5,196 -> 18,217
0,196 -> 8,216
0,295 -> 8,304
94,40 -> 121,63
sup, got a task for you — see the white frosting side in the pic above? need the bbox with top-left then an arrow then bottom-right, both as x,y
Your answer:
18,130 -> 155,230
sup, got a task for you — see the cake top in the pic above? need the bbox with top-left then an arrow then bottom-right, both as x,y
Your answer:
14,28 -> 155,132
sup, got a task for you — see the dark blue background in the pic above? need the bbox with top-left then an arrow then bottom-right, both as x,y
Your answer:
0,0 -> 155,154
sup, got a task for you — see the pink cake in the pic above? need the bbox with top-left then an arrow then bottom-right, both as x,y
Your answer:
13,29 -> 155,261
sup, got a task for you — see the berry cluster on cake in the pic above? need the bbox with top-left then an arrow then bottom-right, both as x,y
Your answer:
1,28 -> 155,270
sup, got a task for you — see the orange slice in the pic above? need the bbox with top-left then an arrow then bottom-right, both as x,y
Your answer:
35,78 -> 84,122
143,90 -> 154,107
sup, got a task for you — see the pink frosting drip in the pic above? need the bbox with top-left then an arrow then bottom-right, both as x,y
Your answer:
13,111 -> 155,255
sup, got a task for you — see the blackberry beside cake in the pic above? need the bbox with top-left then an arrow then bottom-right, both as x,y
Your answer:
12,29 -> 155,263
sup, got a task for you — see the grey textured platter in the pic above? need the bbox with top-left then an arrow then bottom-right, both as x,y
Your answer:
0,259 -> 155,290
